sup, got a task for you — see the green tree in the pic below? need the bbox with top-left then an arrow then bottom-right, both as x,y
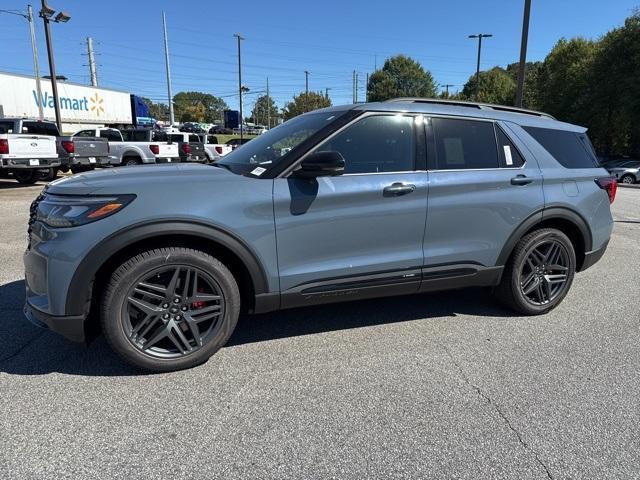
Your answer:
251,95 -> 279,127
172,92 -> 229,123
367,55 -> 437,101
505,61 -> 543,110
461,67 -> 516,105
140,97 -> 169,121
282,91 -> 331,120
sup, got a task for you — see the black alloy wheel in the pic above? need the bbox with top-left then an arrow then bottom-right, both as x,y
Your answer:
123,265 -> 225,358
518,239 -> 570,306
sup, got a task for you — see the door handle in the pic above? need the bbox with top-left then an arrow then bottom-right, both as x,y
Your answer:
510,174 -> 535,186
383,182 -> 416,197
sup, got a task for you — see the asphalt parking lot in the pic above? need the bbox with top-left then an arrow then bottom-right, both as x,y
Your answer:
0,179 -> 638,480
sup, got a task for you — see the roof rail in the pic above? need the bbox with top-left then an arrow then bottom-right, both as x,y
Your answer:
384,98 -> 555,120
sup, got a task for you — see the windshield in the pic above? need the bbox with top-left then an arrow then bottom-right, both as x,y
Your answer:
218,110 -> 346,176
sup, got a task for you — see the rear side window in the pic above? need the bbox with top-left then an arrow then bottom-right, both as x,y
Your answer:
74,130 -> 94,137
168,134 -> 183,142
0,121 -> 14,133
100,130 -> 122,142
188,134 -> 200,142
432,118 -> 499,169
523,127 -> 598,168
23,122 -> 59,136
496,126 -> 525,168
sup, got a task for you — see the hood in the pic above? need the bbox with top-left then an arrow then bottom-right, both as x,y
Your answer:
47,163 -> 234,195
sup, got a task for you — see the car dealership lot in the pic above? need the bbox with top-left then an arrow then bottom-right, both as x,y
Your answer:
1,181 -> 639,479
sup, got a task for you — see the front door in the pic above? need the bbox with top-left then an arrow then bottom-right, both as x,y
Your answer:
273,113 -> 428,307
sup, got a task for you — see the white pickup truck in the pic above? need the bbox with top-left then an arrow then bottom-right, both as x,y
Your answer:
198,134 -> 232,162
73,127 -> 180,166
0,119 -> 60,184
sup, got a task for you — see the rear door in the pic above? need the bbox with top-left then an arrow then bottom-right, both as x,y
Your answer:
423,116 -> 544,271
273,113 -> 428,306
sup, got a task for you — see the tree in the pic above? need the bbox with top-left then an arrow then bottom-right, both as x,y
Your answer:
140,97 -> 169,122
251,95 -> 279,127
172,92 -> 229,123
505,61 -> 543,110
461,67 -> 516,105
367,55 -> 437,101
282,91 -> 331,120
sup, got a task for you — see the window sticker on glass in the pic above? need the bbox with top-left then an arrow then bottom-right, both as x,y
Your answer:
251,166 -> 266,176
503,145 -> 513,166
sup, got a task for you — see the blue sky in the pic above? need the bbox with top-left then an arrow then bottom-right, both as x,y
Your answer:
1,0 -> 638,113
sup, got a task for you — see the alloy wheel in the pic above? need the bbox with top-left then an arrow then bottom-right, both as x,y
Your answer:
121,265 -> 225,359
519,239 -> 570,306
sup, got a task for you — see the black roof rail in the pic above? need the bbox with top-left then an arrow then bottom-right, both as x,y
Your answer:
384,97 -> 555,120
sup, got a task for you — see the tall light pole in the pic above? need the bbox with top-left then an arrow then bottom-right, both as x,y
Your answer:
86,36 -> 98,87
40,0 -> 70,133
304,70 -> 309,112
266,77 -> 270,129
162,11 -> 174,126
468,33 -> 492,101
1,6 -> 44,119
515,0 -> 532,107
234,33 -> 244,140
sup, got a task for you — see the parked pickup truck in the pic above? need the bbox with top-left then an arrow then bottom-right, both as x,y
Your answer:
73,127 -> 179,166
0,118 -> 60,184
196,134 -> 232,162
162,131 -> 207,163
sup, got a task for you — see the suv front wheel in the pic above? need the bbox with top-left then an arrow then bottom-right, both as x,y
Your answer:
496,228 -> 576,315
101,247 -> 240,372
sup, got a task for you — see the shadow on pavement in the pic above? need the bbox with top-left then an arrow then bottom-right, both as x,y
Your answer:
0,278 -> 511,377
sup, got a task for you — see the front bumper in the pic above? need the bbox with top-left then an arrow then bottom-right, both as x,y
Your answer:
1,157 -> 61,169
24,302 -> 86,342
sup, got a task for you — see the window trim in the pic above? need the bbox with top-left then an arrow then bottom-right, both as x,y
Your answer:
494,123 -> 527,169
280,111 -> 424,178
426,115 -> 526,172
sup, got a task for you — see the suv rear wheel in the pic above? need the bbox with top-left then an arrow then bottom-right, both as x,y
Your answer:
101,247 -> 240,372
496,228 -> 576,315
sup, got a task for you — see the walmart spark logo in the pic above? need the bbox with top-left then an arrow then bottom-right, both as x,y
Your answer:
89,93 -> 104,116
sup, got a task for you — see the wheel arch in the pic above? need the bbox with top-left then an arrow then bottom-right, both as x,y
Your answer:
497,207 -> 593,271
66,221 -> 270,321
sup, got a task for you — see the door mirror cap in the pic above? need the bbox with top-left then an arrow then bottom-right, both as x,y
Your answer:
293,151 -> 345,178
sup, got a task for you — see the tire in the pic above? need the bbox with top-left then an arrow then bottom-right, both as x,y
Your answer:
13,170 -> 38,184
495,228 -> 576,315
620,174 -> 635,185
101,247 -> 240,372
38,168 -> 58,182
123,157 -> 141,166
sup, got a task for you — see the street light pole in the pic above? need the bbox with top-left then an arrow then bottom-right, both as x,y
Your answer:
304,70 -> 309,112
234,33 -> 244,140
468,33 -> 492,101
40,0 -> 69,133
162,11 -> 174,126
515,0 -> 532,107
1,6 -> 44,119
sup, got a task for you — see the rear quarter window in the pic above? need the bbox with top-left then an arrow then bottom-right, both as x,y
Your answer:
523,126 -> 598,168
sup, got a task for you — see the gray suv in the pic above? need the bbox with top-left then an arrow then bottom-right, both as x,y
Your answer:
24,99 -> 616,371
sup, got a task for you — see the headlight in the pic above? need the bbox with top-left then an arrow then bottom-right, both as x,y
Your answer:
36,194 -> 135,228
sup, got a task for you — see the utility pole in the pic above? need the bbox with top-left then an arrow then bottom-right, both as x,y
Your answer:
0,6 -> 44,119
304,70 -> 309,112
355,72 -> 359,103
325,87 -> 331,100
266,77 -> 270,129
468,33 -> 492,101
442,84 -> 454,97
365,73 -> 369,102
86,36 -> 98,87
162,11 -> 174,126
515,0 -> 532,107
352,70 -> 356,103
233,33 -> 244,140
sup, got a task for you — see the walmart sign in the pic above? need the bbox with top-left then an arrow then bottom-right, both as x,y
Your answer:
32,90 -> 89,111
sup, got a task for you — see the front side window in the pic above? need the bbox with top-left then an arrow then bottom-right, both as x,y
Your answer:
188,134 -> 200,142
74,130 -> 93,137
0,121 -> 15,134
100,130 -> 121,142
432,118 -> 499,170
314,115 -> 415,174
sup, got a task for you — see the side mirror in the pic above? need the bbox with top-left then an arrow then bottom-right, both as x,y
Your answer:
294,151 -> 345,178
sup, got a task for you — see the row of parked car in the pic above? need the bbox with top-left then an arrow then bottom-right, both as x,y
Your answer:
600,158 -> 640,184
0,118 -> 253,184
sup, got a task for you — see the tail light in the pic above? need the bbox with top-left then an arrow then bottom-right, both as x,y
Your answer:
595,176 -> 617,204
61,140 -> 74,153
0,139 -> 8,154
149,144 -> 160,155
215,146 -> 223,154
181,143 -> 191,154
